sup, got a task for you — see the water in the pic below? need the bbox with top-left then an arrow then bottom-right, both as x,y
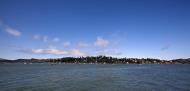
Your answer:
0,64 -> 190,91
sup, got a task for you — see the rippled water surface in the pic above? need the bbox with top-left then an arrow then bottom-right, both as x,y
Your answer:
0,64 -> 190,91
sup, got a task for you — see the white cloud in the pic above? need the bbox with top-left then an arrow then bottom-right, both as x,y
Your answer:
78,42 -> 90,48
69,49 -> 87,57
0,21 -> 21,37
53,37 -> 60,42
96,49 -> 121,56
94,37 -> 109,48
5,27 -> 21,37
63,41 -> 71,47
33,35 -> 49,42
29,47 -> 86,57
32,48 -> 68,55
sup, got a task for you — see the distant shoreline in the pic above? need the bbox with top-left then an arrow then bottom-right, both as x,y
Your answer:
1,63 -> 190,65
1,56 -> 190,64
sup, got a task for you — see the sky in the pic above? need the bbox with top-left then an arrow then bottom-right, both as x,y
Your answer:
0,0 -> 190,60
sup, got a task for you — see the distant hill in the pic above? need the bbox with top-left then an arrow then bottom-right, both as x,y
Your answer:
0,58 -> 8,61
0,56 -> 190,64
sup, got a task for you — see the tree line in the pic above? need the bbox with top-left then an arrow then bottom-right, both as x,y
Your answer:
2,55 -> 189,64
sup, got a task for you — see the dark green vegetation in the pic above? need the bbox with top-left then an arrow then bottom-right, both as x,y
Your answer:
0,56 -> 190,64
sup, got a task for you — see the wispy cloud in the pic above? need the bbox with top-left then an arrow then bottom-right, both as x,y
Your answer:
22,33 -> 122,57
31,48 -> 68,55
94,37 -> 109,48
93,35 -> 122,56
0,21 -> 21,37
63,41 -> 71,47
78,42 -> 90,48
33,35 -> 40,40
25,47 -> 87,57
5,27 -> 21,37
33,34 -> 48,42
70,49 -> 87,57
96,49 -> 122,56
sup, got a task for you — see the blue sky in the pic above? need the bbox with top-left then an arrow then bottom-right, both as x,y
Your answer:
0,0 -> 190,60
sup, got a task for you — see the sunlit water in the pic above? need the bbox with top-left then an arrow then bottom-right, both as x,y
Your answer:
0,64 -> 190,91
